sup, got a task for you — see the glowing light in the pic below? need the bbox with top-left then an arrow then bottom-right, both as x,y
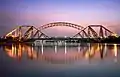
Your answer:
104,43 -> 107,56
78,43 -> 81,52
112,33 -> 119,38
55,45 -> 57,53
85,52 -> 90,59
41,43 -> 44,55
113,44 -> 117,57
65,41 -> 67,54
64,36 -> 67,38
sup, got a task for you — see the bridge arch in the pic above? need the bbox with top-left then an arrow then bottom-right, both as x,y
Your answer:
39,22 -> 84,30
3,23 -> 118,41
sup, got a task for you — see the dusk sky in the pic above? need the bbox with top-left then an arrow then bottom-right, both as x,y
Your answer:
0,0 -> 120,36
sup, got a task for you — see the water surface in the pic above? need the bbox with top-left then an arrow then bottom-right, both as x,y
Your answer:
1,43 -> 120,77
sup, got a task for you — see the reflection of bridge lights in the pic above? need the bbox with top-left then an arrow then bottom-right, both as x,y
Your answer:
5,46 -> 16,58
85,52 -> 89,59
4,43 -> 119,63
104,43 -> 107,56
55,45 -> 57,53
12,44 -> 16,56
65,46 -> 67,54
65,41 -> 67,54
5,44 -> 23,58
84,44 -> 101,59
5,44 -> 38,60
78,43 -> 81,52
41,44 -> 44,55
113,44 -> 117,57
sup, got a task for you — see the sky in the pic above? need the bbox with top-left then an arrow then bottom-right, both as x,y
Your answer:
0,0 -> 120,36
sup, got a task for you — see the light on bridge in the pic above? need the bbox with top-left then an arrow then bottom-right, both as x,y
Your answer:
64,36 -> 67,38
112,33 -> 119,38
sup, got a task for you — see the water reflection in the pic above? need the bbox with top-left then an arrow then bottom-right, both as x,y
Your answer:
3,43 -> 119,63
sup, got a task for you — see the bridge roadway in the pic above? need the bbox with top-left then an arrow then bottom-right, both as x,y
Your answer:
24,37 -> 99,43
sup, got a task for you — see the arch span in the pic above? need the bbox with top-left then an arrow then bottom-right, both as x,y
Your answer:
3,23 -> 118,41
40,22 -> 84,30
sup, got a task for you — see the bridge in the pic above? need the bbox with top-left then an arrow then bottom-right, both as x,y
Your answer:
2,22 -> 118,43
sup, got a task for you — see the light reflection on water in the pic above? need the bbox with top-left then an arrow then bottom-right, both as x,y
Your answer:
3,43 -> 119,63
1,43 -> 120,77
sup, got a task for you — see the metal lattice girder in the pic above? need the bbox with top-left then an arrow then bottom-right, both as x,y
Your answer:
5,26 -> 19,37
73,32 -> 83,38
99,26 -> 104,38
24,26 -> 34,39
102,26 -> 118,37
102,26 -> 114,36
73,25 -> 117,38
40,22 -> 84,30
39,32 -> 49,38
73,27 -> 89,38
4,23 -> 118,41
33,30 -> 40,37
88,26 -> 98,38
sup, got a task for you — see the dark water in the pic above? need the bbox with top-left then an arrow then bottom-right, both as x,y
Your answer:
1,43 -> 120,77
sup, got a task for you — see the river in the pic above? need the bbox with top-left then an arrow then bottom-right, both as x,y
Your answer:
1,43 -> 120,77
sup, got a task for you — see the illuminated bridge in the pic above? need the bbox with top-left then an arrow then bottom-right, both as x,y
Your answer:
3,22 -> 118,44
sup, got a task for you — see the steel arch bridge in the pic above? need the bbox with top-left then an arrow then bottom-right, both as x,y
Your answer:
4,22 -> 118,41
